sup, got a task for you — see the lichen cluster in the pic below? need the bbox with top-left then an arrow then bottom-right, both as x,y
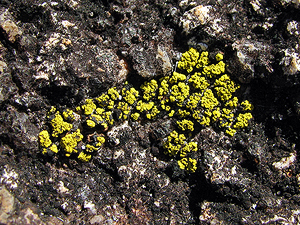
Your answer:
38,48 -> 253,172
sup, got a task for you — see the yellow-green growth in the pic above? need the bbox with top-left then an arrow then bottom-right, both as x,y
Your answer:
95,94 -> 114,110
178,157 -> 197,173
180,141 -> 198,158
168,110 -> 175,117
39,130 -> 59,154
96,136 -> 105,147
86,144 -> 98,152
122,87 -> 139,105
86,119 -> 96,128
163,131 -> 186,156
200,116 -> 210,126
233,113 -> 253,129
212,108 -> 221,122
78,152 -> 91,162
50,111 -> 73,137
225,97 -> 238,108
170,82 -> 190,106
117,102 -> 131,120
62,109 -> 75,122
161,99 -> 171,111
177,119 -> 194,131
169,72 -> 186,84
177,109 -> 191,118
140,79 -> 158,101
196,51 -> 209,68
60,129 -> 83,157
107,87 -> 120,100
214,74 -> 239,102
90,113 -> 103,123
188,72 -> 209,90
136,100 -> 154,112
82,99 -> 97,115
49,144 -> 58,153
146,105 -> 160,119
201,89 -> 219,110
225,128 -> 237,136
103,111 -> 114,125
215,53 -> 224,61
38,130 -> 52,148
218,108 -> 234,128
178,47 -> 199,73
131,112 -> 140,121
202,61 -> 226,78
39,48 -> 254,169
158,76 -> 170,97
186,93 -> 201,110
241,100 -> 254,111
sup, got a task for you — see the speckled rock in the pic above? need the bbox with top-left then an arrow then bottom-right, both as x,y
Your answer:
0,187 -> 14,224
1,0 -> 300,224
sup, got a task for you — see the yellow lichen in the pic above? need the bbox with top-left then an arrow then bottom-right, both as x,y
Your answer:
96,136 -> 105,147
140,79 -> 158,101
50,111 -> 73,137
78,152 -> 92,162
241,100 -> 254,111
60,129 -> 83,156
178,157 -> 197,173
180,141 -> 198,158
201,89 -> 219,110
178,47 -> 199,73
62,109 -> 75,122
39,48 -> 254,173
82,99 -> 97,115
177,119 -> 194,131
38,130 -> 52,148
122,87 -> 139,105
108,87 -> 120,100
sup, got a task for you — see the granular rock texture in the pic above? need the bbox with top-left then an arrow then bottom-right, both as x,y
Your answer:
1,0 -> 300,224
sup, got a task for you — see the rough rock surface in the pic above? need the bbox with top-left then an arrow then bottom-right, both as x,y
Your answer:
0,0 -> 300,224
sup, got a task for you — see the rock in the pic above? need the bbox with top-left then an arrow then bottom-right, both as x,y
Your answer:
0,8 -> 22,43
280,48 -> 300,75
0,187 -> 14,224
273,152 -> 297,170
0,106 -> 39,151
180,5 -> 212,34
10,208 -> 45,225
129,45 -> 157,78
1,1 -> 300,224
232,39 -> 274,83
287,20 -> 300,36
0,71 -> 18,104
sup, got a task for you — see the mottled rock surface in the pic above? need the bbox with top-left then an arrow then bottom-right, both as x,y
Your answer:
0,0 -> 300,224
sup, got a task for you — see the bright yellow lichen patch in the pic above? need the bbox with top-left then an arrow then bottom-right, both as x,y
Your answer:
177,119 -> 194,131
178,47 -> 201,73
141,79 -> 158,101
60,129 -> 83,157
39,130 -> 52,148
81,99 -> 97,115
78,152 -> 91,162
178,157 -> 197,173
163,131 -> 186,157
38,47 -> 253,171
122,87 -> 139,105
48,110 -> 73,138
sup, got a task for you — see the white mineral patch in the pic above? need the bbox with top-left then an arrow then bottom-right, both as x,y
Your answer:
0,166 -> 18,189
180,5 -> 212,33
273,152 -> 296,170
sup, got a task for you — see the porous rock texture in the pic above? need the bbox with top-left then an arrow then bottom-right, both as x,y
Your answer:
1,0 -> 300,224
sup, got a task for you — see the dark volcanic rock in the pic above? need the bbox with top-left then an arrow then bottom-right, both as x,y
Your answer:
1,0 -> 300,224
